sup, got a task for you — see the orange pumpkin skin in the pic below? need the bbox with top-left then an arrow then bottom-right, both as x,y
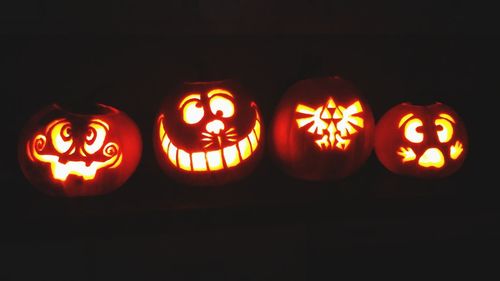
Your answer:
153,80 -> 264,186
375,102 -> 468,178
18,103 -> 142,197
271,76 -> 375,181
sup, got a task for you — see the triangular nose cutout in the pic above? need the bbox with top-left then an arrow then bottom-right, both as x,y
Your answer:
326,98 -> 336,109
332,108 -> 343,119
320,108 -> 332,119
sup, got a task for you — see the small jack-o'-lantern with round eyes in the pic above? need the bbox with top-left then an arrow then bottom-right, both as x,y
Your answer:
271,76 -> 375,181
375,102 -> 468,178
18,103 -> 142,197
153,80 -> 264,186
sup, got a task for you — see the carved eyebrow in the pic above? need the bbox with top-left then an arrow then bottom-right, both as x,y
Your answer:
45,119 -> 67,134
438,113 -> 455,123
398,113 -> 414,128
90,118 -> 109,130
207,88 -> 233,99
178,93 -> 201,109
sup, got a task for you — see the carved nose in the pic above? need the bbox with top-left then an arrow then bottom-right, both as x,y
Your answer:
206,120 -> 225,134
418,147 -> 445,168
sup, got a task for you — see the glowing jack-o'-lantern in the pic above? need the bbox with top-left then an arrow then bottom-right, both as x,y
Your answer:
271,76 -> 375,181
153,80 -> 264,186
18,103 -> 142,197
375,102 -> 468,178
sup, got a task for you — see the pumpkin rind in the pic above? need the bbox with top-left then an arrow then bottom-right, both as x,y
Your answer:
18,103 -> 142,197
153,80 -> 264,186
375,102 -> 468,178
271,76 -> 375,181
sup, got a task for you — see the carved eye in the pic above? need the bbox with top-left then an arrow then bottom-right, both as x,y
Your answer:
403,118 -> 424,143
51,120 -> 73,153
435,113 -> 454,143
209,95 -> 234,118
182,100 -> 205,124
84,120 -> 108,154
179,94 -> 205,125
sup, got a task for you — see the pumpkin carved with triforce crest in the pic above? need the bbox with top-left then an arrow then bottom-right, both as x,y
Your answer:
271,76 -> 375,181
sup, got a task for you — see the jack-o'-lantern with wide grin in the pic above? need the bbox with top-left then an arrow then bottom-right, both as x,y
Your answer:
153,80 -> 264,186
18,103 -> 142,197
375,102 -> 468,178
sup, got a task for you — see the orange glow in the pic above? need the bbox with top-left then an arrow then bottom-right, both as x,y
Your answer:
179,93 -> 201,109
209,95 -> 235,118
206,150 -> 224,170
238,137 -> 252,160
314,122 -> 336,149
84,119 -> 108,154
248,130 -> 258,151
177,149 -> 191,171
28,119 -> 122,181
207,88 -> 233,98
191,152 -> 208,171
206,119 -> 225,134
435,117 -> 454,143
295,97 -> 365,150
450,140 -> 464,160
295,104 -> 327,134
336,101 -> 364,137
158,105 -> 261,172
167,142 -> 178,166
398,113 -> 414,128
181,97 -> 205,125
50,120 -> 73,154
109,152 -> 123,169
395,112 -> 464,168
396,112 -> 464,168
223,144 -> 240,168
253,120 -> 261,141
418,148 -> 445,168
397,147 -> 417,163
403,118 -> 424,143
439,113 -> 455,123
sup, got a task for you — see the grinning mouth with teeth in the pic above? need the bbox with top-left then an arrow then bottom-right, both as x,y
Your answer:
28,148 -> 122,181
158,104 -> 262,172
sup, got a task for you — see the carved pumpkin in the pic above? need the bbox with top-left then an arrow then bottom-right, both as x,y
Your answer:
153,80 -> 264,186
375,102 -> 468,178
18,103 -> 142,197
271,76 -> 375,181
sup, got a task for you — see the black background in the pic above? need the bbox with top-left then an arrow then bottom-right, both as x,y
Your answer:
1,1 -> 497,279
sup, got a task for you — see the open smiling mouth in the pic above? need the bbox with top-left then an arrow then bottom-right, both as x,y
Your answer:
27,137 -> 122,181
158,105 -> 262,172
397,140 -> 464,169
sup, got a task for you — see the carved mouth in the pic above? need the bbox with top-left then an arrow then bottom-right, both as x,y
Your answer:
158,105 -> 261,172
201,127 -> 238,149
397,141 -> 464,169
27,138 -> 122,181
418,147 -> 445,168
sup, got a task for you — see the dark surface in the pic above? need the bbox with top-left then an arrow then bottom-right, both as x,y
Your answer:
1,1 -> 497,280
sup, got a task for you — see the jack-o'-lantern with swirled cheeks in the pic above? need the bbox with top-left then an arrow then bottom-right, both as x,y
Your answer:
153,80 -> 264,186
375,102 -> 468,178
18,103 -> 142,197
